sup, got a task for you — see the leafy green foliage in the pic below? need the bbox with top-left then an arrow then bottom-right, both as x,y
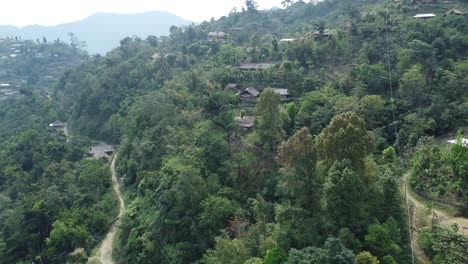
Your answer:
286,237 -> 355,264
3,0 -> 468,263
356,251 -> 380,264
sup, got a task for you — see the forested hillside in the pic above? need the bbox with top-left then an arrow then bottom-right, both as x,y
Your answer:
0,40 -> 118,263
1,0 -> 467,263
0,38 -> 86,140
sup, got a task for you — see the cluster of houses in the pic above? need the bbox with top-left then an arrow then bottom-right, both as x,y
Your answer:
0,83 -> 20,99
48,119 -> 115,161
227,83 -> 290,101
226,82 -> 291,130
413,8 -> 464,19
0,38 -> 27,59
277,8 -> 464,44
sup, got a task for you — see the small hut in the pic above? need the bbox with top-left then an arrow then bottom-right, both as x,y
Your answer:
88,145 -> 115,161
447,138 -> 468,147
208,32 -> 227,42
413,14 -> 436,19
271,88 -> 290,99
238,63 -> 276,71
226,83 -> 240,91
238,87 -> 260,99
444,9 -> 464,16
49,120 -> 64,128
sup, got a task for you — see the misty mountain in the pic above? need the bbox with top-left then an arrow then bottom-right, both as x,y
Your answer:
0,11 -> 192,54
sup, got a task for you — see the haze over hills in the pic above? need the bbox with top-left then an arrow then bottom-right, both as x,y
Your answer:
0,11 -> 192,54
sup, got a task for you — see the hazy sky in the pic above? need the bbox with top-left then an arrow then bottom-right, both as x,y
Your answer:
0,0 -> 282,27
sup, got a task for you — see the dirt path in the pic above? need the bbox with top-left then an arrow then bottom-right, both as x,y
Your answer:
404,174 -> 468,231
88,154 -> 125,264
403,174 -> 468,263
62,124 -> 69,142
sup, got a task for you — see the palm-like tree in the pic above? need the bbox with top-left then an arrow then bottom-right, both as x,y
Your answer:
281,0 -> 293,7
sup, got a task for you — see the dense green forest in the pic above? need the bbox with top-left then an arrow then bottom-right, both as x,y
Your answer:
0,40 -> 117,263
1,0 -> 467,263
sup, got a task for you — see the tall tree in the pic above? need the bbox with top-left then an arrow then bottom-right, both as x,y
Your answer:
316,112 -> 373,174
324,159 -> 367,230
251,88 -> 284,155
245,0 -> 258,13
278,127 -> 319,211
399,64 -> 429,108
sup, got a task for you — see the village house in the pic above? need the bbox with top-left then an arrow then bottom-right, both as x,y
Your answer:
313,29 -> 333,37
271,88 -> 290,99
88,145 -> 115,161
246,23 -> 264,30
280,38 -> 296,43
301,29 -> 334,40
49,120 -> 64,128
235,116 -> 254,129
447,138 -> 468,147
226,83 -> 240,91
238,87 -> 260,99
42,91 -> 51,98
444,9 -> 464,16
228,27 -> 244,33
208,31 -> 227,42
413,13 -> 436,19
0,89 -> 19,97
238,63 -> 276,71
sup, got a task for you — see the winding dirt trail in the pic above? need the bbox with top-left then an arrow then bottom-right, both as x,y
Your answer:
62,124 -> 70,143
404,174 -> 468,231
403,174 -> 468,263
88,154 -> 125,264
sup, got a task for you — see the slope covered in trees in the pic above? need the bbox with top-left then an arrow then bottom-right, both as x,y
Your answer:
1,0 -> 467,263
0,41 -> 118,263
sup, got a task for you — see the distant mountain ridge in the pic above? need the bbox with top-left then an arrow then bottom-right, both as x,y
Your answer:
0,11 -> 192,54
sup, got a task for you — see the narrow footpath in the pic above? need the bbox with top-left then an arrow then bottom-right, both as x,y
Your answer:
404,174 -> 468,231
403,174 -> 468,263
88,154 -> 125,264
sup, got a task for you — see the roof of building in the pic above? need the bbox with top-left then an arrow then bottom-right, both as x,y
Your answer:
445,9 -> 464,15
89,144 -> 115,159
49,120 -> 64,127
228,27 -> 244,32
2,91 -> 19,96
0,89 -> 14,93
280,38 -> 296,42
238,63 -> 276,70
208,31 -> 227,37
413,14 -> 436,18
227,83 -> 239,89
239,87 -> 260,97
447,138 -> 468,146
313,29 -> 333,36
271,88 -> 290,96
